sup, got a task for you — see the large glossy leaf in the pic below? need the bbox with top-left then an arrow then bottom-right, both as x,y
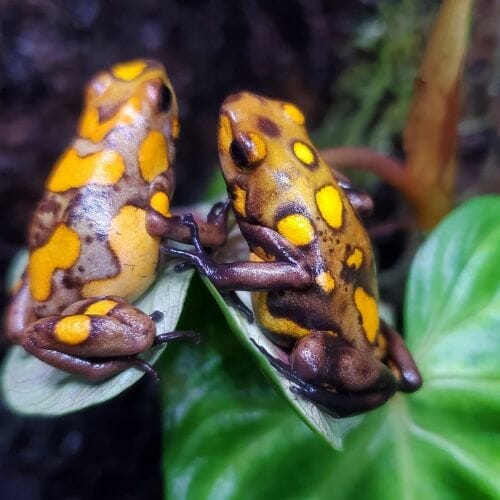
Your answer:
162,196 -> 500,499
1,260 -> 193,416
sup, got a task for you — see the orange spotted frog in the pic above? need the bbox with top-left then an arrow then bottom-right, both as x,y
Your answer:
6,59 -> 227,380
165,92 -> 422,416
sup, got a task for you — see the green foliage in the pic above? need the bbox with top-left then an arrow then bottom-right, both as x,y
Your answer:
314,0 -> 436,153
161,196 -> 500,499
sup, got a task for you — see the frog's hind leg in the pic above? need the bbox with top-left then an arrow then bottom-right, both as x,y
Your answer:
22,338 -> 159,382
20,297 -> 198,382
253,333 -> 398,417
222,291 -> 254,323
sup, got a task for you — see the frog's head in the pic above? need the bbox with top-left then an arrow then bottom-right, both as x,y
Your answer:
78,59 -> 179,148
218,92 -> 323,220
218,91 -> 313,182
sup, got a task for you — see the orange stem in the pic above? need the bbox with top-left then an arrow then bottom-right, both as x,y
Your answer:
320,147 -> 420,204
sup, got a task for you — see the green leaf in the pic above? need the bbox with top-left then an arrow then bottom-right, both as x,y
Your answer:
162,197 -> 500,498
161,276 -> 339,499
1,261 -> 193,416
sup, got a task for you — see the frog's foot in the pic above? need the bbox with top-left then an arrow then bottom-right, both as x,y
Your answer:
161,214 -> 211,267
222,291 -> 254,323
153,330 -> 200,345
289,384 -> 393,418
380,320 -> 422,392
252,334 -> 398,417
128,357 -> 160,382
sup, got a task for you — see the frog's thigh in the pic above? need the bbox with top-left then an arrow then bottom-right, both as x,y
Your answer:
290,332 -> 396,393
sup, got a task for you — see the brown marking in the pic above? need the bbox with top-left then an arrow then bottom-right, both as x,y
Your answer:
38,198 -> 62,216
98,102 -> 122,123
62,274 -> 83,290
274,202 -> 313,224
257,116 -> 280,138
266,290 -> 343,334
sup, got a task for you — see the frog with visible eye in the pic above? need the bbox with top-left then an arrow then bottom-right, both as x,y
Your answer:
165,92 -> 422,416
6,59 -> 227,381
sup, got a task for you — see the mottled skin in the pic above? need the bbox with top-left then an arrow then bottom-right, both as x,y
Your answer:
166,92 -> 422,416
6,60 -> 224,381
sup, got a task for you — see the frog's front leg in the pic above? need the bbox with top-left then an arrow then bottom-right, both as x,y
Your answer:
254,333 -> 398,417
19,297 -> 196,381
146,171 -> 229,247
327,166 -> 374,217
163,214 -> 313,291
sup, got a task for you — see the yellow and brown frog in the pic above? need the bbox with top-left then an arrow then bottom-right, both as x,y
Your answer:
6,59 -> 227,380
165,92 -> 422,416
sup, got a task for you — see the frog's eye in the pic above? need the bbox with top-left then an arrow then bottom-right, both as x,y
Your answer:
159,84 -> 173,112
229,132 -> 267,169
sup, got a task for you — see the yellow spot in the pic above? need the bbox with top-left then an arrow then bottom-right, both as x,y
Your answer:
346,248 -> 363,270
245,132 -> 267,163
276,214 -> 315,247
79,96 -> 142,143
150,192 -> 171,217
283,103 -> 305,126
354,287 -> 379,343
315,271 -> 335,293
29,224 -> 81,302
316,185 -> 343,229
111,60 -> 148,81
293,141 -> 316,166
46,148 -> 125,192
218,114 -> 232,152
138,130 -> 169,182
54,315 -> 91,345
252,292 -> 311,338
82,206 -> 159,302
232,184 -> 247,217
84,299 -> 118,316
172,118 -> 181,139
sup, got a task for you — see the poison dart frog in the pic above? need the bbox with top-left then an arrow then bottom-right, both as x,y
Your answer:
165,92 -> 422,416
6,59 -> 227,381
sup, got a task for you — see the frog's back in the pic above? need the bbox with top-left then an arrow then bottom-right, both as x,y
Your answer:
26,60 -> 177,316
218,93 -> 380,351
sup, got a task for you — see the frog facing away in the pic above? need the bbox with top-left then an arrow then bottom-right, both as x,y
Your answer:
165,92 -> 422,417
6,60 -> 227,381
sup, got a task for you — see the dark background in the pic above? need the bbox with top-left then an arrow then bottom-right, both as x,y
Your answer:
0,1 -> 497,499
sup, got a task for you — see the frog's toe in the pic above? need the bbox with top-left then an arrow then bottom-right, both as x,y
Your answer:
290,384 -> 393,418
